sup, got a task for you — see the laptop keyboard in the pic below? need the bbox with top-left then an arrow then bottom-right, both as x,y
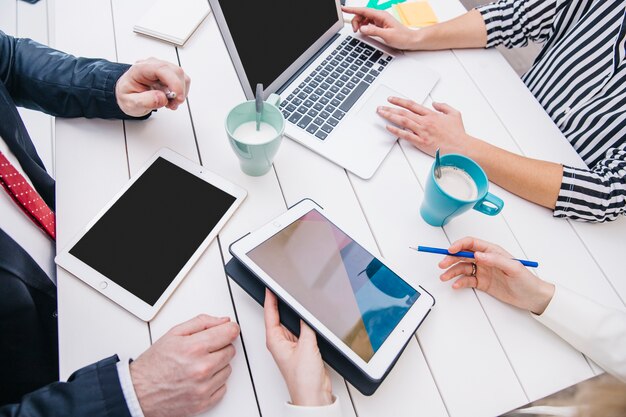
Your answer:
279,36 -> 393,141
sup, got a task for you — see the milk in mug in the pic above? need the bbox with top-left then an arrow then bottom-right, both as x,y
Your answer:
435,166 -> 478,201
233,121 -> 278,144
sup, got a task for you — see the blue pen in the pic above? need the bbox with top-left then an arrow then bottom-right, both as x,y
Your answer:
410,245 -> 539,268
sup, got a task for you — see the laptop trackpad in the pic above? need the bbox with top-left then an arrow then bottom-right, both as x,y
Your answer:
357,84 -> 406,132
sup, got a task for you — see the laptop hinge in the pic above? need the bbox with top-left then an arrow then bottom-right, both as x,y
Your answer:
277,33 -> 341,95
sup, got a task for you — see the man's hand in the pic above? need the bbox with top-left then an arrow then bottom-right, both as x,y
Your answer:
116,57 -> 191,117
264,290 -> 333,407
130,314 -> 240,417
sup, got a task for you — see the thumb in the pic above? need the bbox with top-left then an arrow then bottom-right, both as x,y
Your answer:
126,90 -> 169,116
432,102 -> 457,115
298,320 -> 318,346
360,24 -> 389,41
474,252 -> 520,275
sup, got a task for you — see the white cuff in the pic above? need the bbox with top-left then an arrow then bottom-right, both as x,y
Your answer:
116,358 -> 146,417
532,285 -> 626,382
283,396 -> 343,417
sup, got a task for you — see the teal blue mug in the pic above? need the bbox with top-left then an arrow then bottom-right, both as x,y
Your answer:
420,154 -> 504,227
225,94 -> 285,176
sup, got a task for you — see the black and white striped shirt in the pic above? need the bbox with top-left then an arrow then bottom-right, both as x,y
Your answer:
478,0 -> 626,222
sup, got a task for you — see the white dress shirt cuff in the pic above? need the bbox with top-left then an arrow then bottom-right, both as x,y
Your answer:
532,285 -> 626,382
283,396 -> 342,417
116,358 -> 146,417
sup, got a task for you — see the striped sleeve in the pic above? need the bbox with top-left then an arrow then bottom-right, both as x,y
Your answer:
477,0 -> 561,48
554,146 -> 626,222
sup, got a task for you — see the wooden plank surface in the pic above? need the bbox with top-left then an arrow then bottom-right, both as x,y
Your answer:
48,0 -> 626,415
0,0 -> 16,35
54,0 -> 150,378
274,137 -> 449,417
55,117 -> 151,377
108,1 -> 261,415
176,13 -> 288,417
415,0 -> 623,401
401,49 -> 601,402
349,143 -> 526,417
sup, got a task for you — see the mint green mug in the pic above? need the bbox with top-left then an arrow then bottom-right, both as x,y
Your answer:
225,94 -> 284,176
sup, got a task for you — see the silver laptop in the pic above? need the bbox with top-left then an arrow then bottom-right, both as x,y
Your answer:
209,0 -> 439,179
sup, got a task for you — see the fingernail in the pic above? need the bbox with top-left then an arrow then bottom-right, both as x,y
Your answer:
474,252 -> 484,260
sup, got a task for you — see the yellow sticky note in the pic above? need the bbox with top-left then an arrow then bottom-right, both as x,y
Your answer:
394,1 -> 438,28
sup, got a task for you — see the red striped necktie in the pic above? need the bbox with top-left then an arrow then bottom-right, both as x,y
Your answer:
0,151 -> 56,241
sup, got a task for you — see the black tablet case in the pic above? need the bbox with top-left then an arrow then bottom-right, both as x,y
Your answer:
225,256 -> 434,396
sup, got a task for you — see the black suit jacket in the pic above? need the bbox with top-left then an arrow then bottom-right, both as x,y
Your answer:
0,31 -> 144,416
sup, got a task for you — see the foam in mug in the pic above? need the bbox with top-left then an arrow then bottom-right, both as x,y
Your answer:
434,166 -> 478,201
233,121 -> 278,144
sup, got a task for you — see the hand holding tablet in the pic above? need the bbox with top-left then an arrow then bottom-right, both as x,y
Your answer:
230,199 -> 434,381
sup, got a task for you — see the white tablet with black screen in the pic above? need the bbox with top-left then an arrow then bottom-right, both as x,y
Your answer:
230,199 -> 434,380
56,148 -> 246,321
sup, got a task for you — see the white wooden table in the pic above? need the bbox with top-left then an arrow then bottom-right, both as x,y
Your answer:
6,0 -> 625,416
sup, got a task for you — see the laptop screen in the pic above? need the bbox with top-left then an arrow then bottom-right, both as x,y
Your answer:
217,0 -> 339,94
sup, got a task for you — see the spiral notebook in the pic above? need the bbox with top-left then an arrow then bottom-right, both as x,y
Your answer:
133,0 -> 211,46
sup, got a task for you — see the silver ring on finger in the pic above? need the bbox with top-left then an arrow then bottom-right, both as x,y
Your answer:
470,262 -> 477,277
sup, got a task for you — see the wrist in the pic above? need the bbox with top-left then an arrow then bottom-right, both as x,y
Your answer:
117,359 -> 145,417
453,133 -> 479,156
410,27 -> 430,50
114,75 -> 129,116
129,360 -> 152,417
528,281 -> 555,315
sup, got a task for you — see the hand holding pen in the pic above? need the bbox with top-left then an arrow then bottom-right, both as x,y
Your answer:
115,57 -> 191,117
429,237 -> 554,315
412,246 -> 538,267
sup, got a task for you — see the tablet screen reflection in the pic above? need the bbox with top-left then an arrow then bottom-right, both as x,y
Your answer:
248,209 -> 419,362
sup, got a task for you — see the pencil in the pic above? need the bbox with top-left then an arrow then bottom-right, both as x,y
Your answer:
410,245 -> 539,268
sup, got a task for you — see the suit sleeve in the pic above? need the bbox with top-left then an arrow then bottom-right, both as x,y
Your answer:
0,356 -> 132,417
533,285 -> 626,382
0,30 -> 140,119
477,0 -> 565,48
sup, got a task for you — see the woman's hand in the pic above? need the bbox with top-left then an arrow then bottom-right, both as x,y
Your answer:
263,289 -> 333,407
377,97 -> 473,157
439,237 -> 555,315
342,6 -> 418,50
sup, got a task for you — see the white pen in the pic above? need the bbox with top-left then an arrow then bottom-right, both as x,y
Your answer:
152,83 -> 177,100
